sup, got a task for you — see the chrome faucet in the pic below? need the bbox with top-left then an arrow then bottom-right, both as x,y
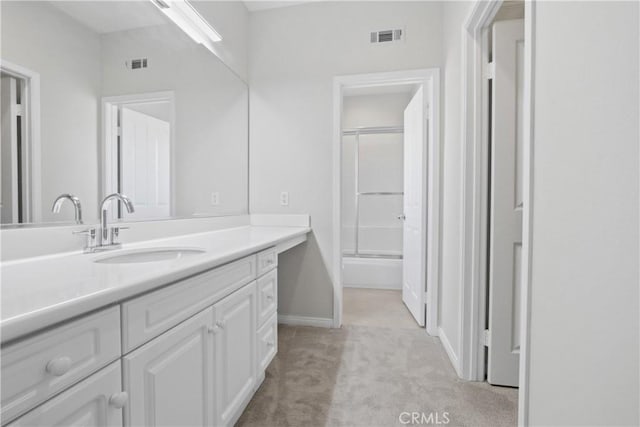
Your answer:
52,194 -> 83,224
99,193 -> 135,246
73,193 -> 135,253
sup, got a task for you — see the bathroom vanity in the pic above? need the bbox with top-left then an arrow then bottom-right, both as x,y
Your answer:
0,224 -> 310,426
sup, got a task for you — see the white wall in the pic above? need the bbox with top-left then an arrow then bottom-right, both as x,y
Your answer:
526,2 -> 639,424
438,0 -> 475,373
249,1 -> 442,320
192,1 -> 250,82
1,1 -> 101,223
101,24 -> 249,218
342,93 -> 410,255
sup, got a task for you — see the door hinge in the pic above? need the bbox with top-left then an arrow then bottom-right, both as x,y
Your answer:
484,62 -> 495,80
483,329 -> 491,347
424,291 -> 429,303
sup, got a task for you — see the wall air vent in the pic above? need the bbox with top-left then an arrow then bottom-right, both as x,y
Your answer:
126,58 -> 148,70
370,29 -> 403,44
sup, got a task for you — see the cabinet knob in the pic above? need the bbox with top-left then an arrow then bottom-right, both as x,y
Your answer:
266,295 -> 274,301
109,391 -> 128,409
216,320 -> 225,329
207,326 -> 219,334
46,357 -> 71,376
267,341 -> 275,347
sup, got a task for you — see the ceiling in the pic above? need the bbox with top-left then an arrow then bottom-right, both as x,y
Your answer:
50,1 -> 167,34
243,1 -> 317,13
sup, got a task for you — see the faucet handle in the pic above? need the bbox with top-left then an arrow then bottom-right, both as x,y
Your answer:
110,226 -> 129,245
73,228 -> 97,252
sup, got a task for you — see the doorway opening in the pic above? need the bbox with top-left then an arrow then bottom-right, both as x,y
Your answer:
102,92 -> 174,221
0,61 -> 41,225
459,0 -> 533,423
332,69 -> 440,334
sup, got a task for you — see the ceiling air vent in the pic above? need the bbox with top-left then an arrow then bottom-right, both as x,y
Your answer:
125,58 -> 148,70
370,29 -> 403,44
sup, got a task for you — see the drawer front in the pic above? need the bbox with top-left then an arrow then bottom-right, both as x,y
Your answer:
257,269 -> 277,327
1,307 -> 121,423
122,255 -> 257,353
257,313 -> 278,373
6,361 -> 124,427
257,247 -> 277,276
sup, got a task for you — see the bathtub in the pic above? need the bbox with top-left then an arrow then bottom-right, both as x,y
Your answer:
342,255 -> 403,290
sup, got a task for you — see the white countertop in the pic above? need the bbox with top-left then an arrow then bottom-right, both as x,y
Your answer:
1,225 -> 310,343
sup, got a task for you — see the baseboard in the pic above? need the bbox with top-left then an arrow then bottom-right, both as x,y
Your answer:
344,283 -> 402,290
438,327 -> 462,377
277,314 -> 333,328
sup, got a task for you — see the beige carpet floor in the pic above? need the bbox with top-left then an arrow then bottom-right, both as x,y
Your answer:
237,289 -> 518,427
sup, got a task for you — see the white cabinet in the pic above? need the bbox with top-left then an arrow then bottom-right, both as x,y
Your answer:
257,269 -> 277,327
7,362 -> 125,427
1,307 -> 121,423
257,312 -> 278,373
123,308 -> 215,427
214,281 -> 257,427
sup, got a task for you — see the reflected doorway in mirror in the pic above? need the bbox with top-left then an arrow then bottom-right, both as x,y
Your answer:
102,92 -> 174,222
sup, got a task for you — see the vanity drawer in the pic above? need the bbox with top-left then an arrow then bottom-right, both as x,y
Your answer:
257,269 -> 277,327
122,255 -> 257,353
1,307 -> 121,423
257,247 -> 277,276
257,313 -> 278,373
6,361 -> 124,427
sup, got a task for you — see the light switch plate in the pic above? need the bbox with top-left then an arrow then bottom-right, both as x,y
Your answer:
280,192 -> 289,206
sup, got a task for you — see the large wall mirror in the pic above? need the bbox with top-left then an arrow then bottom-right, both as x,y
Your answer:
0,0 -> 248,226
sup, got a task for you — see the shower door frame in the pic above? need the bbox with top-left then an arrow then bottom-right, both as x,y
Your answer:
332,68 -> 441,335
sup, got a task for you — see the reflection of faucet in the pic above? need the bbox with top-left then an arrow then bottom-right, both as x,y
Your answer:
73,193 -> 135,253
52,194 -> 83,224
100,193 -> 135,245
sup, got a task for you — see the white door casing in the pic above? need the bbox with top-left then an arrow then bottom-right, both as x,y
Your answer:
0,76 -> 20,223
487,18 -> 525,387
401,86 -> 427,327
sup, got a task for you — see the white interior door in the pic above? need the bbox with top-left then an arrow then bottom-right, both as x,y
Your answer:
401,86 -> 427,326
120,107 -> 170,219
487,18 -> 525,387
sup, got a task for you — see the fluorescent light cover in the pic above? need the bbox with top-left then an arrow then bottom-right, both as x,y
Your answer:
151,0 -> 222,52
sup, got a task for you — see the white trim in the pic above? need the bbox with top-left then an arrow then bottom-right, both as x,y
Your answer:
458,0 -> 534,423
459,0 -> 503,382
101,91 -> 175,216
343,283 -> 401,290
438,327 -> 462,377
332,69 -> 441,335
518,1 -> 536,425
277,315 -> 333,328
0,60 -> 42,223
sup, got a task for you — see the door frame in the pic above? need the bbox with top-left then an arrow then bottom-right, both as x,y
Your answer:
458,0 -> 535,425
331,68 -> 441,335
101,91 -> 176,217
0,60 -> 42,223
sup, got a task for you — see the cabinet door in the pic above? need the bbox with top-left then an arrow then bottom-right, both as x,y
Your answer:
7,362 -> 124,427
214,281 -> 257,427
123,308 -> 215,427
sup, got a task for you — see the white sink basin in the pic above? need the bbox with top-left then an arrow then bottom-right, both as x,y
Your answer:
94,247 -> 206,264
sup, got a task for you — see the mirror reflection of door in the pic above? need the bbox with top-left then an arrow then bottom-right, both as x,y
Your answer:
0,72 -> 28,224
118,101 -> 171,219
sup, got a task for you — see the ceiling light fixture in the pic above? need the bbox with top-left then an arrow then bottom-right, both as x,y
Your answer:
150,0 -> 222,52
